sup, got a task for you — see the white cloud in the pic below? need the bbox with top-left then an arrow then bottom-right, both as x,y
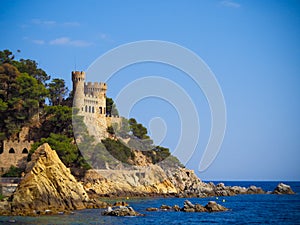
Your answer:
31,19 -> 80,27
49,37 -> 70,45
98,33 -> 114,43
220,0 -> 241,8
49,37 -> 92,47
99,33 -> 108,39
62,22 -> 80,27
32,39 -> 45,45
31,19 -> 57,26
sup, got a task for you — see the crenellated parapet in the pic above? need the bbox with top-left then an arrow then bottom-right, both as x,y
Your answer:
84,82 -> 107,98
84,82 -> 107,91
72,71 -> 85,82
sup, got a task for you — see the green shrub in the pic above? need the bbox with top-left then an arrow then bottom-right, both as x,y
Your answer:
2,165 -> 24,177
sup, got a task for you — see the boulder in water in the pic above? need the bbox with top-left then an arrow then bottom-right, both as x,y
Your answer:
204,201 -> 228,212
272,183 -> 295,195
102,206 -> 144,216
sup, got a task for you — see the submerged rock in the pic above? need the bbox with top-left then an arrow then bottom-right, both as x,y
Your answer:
272,183 -> 295,195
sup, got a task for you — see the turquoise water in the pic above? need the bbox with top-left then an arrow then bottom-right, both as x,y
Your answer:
1,182 -> 299,224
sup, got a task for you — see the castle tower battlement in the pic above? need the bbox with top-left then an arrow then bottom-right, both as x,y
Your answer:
84,82 -> 107,97
72,71 -> 85,81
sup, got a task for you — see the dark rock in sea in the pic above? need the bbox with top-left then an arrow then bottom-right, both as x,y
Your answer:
146,207 -> 159,211
172,205 -> 181,211
184,200 -> 195,208
204,201 -> 228,212
272,183 -> 295,195
160,204 -> 172,210
194,204 -> 207,212
181,200 -> 196,212
102,206 -> 144,216
246,185 -> 265,194
148,200 -> 228,213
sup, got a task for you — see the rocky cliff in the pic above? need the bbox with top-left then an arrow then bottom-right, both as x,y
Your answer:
83,165 -> 177,197
2,143 -> 106,216
83,165 -> 267,198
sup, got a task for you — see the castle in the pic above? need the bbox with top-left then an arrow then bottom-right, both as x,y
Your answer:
0,71 -> 120,173
72,71 -> 121,140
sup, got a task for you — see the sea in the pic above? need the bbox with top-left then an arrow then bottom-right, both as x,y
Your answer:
1,181 -> 299,225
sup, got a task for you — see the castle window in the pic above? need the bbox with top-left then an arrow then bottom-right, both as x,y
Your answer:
9,148 -> 15,154
99,107 -> 102,114
89,106 -> 91,113
92,106 -> 94,113
22,148 -> 29,154
104,107 -> 106,114
85,105 -> 88,112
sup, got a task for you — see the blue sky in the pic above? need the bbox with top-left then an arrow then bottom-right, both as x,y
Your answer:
0,0 -> 299,180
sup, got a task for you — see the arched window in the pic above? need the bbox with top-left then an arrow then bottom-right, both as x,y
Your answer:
92,106 -> 94,113
85,105 -> 88,112
9,148 -> 15,154
99,107 -> 102,114
22,148 -> 29,154
89,106 -> 91,113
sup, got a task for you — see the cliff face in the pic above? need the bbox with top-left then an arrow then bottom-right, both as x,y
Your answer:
83,165 -> 177,196
83,164 -> 267,198
10,143 -> 104,215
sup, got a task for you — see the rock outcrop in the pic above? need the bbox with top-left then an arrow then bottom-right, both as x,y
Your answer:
102,206 -> 144,216
165,168 -> 266,197
6,143 -> 106,216
272,183 -> 295,195
181,200 -> 228,212
146,200 -> 228,213
82,166 -> 270,198
204,201 -> 228,212
83,165 -> 177,197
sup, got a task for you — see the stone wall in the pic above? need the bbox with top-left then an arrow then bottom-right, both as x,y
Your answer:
106,115 -> 122,130
0,140 -> 32,170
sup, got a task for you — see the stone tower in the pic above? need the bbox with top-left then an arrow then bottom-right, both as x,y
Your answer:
72,71 -> 109,139
72,71 -> 85,111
